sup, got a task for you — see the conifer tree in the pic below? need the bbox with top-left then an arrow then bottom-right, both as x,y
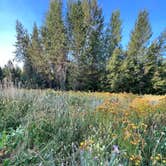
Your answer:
107,48 -> 124,92
67,0 -> 104,91
67,0 -> 88,90
81,0 -> 104,91
42,0 -> 68,89
106,10 -> 123,91
15,20 -> 35,87
150,30 -> 166,94
122,10 -> 152,93
28,23 -> 46,87
105,10 -> 122,59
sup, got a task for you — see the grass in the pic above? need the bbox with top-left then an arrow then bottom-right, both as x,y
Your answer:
0,88 -> 166,165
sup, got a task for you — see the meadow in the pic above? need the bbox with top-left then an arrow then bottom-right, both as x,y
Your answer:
0,88 -> 166,166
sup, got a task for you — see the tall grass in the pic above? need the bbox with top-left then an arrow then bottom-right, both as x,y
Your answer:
0,88 -> 165,165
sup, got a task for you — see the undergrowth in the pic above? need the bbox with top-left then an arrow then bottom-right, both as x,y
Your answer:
0,89 -> 165,165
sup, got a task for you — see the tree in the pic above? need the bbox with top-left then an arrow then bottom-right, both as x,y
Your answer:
12,66 -> 23,87
105,10 -> 122,59
28,23 -> 47,88
81,0 -> 104,91
67,0 -> 104,91
67,0 -> 88,90
0,67 -> 3,82
149,31 -> 166,94
105,10 -> 122,91
15,20 -> 36,88
42,0 -> 68,89
122,10 -> 152,93
107,47 -> 124,92
152,61 -> 166,94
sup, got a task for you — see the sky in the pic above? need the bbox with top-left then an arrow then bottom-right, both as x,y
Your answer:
0,0 -> 166,67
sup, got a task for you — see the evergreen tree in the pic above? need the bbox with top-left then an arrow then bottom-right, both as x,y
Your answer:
42,0 -> 68,89
81,0 -> 104,91
105,10 -> 122,59
15,20 -> 35,87
107,48 -> 124,92
67,0 -> 88,90
0,67 -> 3,82
28,23 -> 47,88
122,10 -> 152,93
12,66 -> 23,87
106,10 -> 122,91
149,31 -> 166,94
152,61 -> 166,94
67,0 -> 104,91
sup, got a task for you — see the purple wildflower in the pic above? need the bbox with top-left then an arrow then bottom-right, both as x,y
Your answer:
113,145 -> 120,154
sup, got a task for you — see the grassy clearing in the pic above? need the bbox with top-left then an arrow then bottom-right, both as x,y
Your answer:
0,88 -> 166,165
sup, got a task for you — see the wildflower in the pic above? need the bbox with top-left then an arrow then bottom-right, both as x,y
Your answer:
155,154 -> 161,161
162,159 -> 166,164
112,134 -> 117,139
135,162 -> 140,166
124,130 -> 131,140
130,155 -> 134,161
113,145 -> 120,154
80,139 -> 94,150
130,140 -> 139,145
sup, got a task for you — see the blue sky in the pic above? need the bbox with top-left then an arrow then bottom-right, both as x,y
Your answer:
0,0 -> 166,67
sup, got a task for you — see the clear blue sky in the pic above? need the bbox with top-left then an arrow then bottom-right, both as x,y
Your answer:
0,0 -> 166,67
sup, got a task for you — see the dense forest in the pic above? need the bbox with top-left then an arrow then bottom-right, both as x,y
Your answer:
0,0 -> 166,94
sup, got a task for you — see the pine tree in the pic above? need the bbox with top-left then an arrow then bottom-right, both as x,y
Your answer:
150,30 -> 166,94
15,20 -> 29,61
152,61 -> 166,94
122,10 -> 152,93
15,20 -> 35,87
67,0 -> 104,91
81,0 -> 104,91
106,10 -> 122,91
107,48 -> 124,92
12,66 -> 23,87
105,10 -> 122,59
42,0 -> 68,89
67,0 -> 88,90
0,67 -> 3,82
28,23 -> 46,88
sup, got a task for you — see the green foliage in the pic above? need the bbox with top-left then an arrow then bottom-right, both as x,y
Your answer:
122,10 -> 153,93
67,0 -> 104,91
43,0 -> 68,89
0,90 -> 165,165
10,1 -> 166,94
105,10 -> 122,59
107,48 -> 124,92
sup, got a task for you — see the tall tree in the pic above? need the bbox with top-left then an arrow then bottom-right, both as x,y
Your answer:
28,23 -> 47,88
42,0 -> 68,89
107,48 -> 124,92
67,0 -> 88,90
122,10 -> 152,93
15,20 -> 36,87
149,30 -> 166,94
67,0 -> 104,91
105,10 -> 122,59
81,0 -> 104,91
106,10 -> 123,91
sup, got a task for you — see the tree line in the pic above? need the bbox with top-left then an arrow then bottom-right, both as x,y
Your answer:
1,0 -> 166,94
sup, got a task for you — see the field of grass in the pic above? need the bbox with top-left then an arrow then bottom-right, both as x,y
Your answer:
0,88 -> 166,166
